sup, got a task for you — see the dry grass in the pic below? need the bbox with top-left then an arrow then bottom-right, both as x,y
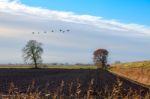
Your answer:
0,68 -> 149,99
111,61 -> 150,86
0,78 -> 149,99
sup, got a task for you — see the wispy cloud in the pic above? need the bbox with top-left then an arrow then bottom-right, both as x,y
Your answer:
0,0 -> 150,64
0,0 -> 150,35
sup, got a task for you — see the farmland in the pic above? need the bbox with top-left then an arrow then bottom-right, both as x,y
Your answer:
1,0 -> 150,98
111,61 -> 150,86
0,64 -> 97,69
0,68 -> 149,98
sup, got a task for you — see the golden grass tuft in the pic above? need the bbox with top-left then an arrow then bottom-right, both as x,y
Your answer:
0,78 -> 149,99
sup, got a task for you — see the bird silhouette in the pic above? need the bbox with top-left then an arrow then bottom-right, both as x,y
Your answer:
67,29 -> 70,32
31,28 -> 70,35
62,31 -> 65,33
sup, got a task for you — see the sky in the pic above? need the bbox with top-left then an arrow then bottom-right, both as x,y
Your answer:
0,0 -> 150,64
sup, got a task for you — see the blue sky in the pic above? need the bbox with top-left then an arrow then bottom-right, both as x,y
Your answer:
21,0 -> 150,25
0,0 -> 150,64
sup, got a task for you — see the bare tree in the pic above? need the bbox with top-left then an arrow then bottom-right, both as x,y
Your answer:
22,40 -> 43,68
93,49 -> 109,69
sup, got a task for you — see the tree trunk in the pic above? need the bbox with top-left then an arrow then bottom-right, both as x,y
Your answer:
33,58 -> 38,69
31,48 -> 38,69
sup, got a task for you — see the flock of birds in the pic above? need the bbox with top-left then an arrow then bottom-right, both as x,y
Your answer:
32,29 -> 70,34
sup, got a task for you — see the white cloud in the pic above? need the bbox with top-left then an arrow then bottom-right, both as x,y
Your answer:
0,0 -> 150,64
0,0 -> 150,35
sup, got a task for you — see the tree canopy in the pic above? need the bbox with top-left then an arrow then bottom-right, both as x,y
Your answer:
93,49 -> 109,69
22,40 -> 43,68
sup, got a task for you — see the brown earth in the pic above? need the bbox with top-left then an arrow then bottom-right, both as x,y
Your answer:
0,69 -> 149,97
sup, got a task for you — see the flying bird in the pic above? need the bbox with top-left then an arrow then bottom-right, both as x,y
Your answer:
62,31 -> 65,33
67,29 -> 70,32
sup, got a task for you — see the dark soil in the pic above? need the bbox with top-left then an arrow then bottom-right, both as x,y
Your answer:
0,69 -> 149,96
